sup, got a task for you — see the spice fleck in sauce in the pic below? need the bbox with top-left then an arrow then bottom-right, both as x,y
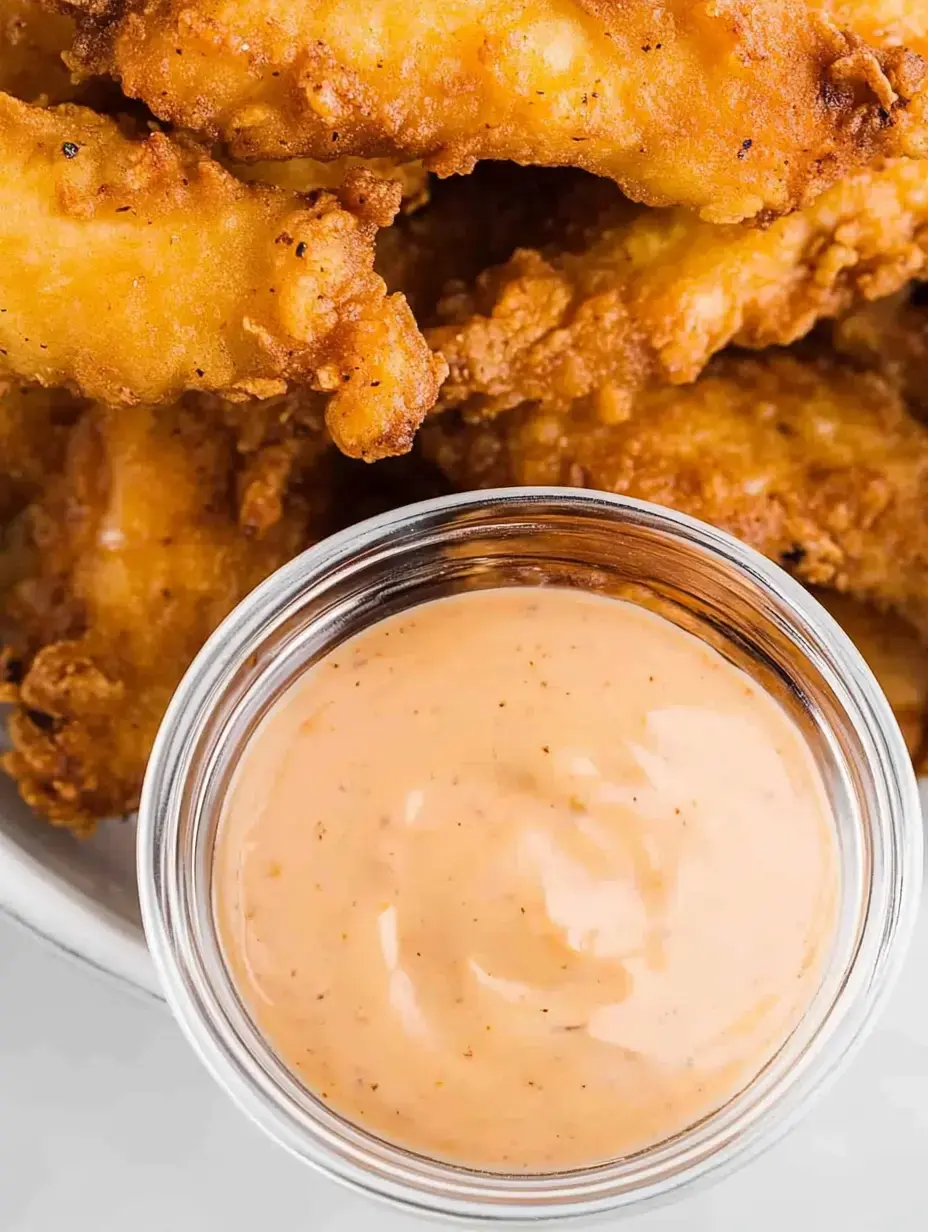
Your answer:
214,587 -> 839,1171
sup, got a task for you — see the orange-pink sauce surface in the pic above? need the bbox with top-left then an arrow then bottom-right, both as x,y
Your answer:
214,587 -> 839,1171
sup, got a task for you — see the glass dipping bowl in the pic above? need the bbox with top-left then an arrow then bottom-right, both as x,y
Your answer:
138,488 -> 922,1223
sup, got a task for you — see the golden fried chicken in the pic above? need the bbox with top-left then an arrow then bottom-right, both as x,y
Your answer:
54,0 -> 927,223
376,165 -> 620,324
0,0 -> 126,109
377,166 -> 569,322
819,1 -> 928,51
831,287 -> 928,412
0,378 -> 85,523
0,0 -> 78,101
227,155 -> 430,214
0,93 -> 445,459
429,158 -> 928,419
0,391 -> 336,833
814,590 -> 928,758
422,351 -> 928,636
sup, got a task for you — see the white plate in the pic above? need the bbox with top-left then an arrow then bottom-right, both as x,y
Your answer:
0,771 -> 157,995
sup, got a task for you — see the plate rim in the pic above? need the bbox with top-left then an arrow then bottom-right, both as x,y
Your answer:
0,825 -> 160,997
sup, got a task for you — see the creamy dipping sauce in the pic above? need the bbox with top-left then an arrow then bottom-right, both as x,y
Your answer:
214,587 -> 839,1172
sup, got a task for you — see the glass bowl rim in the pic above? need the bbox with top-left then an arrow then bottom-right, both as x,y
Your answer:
137,486 -> 923,1223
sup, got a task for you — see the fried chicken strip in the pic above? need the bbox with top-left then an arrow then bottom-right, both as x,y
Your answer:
1,0 -> 130,111
227,155 -> 430,214
831,287 -> 928,412
0,391 -> 336,833
54,0 -> 927,223
376,165 -> 615,323
814,590 -> 928,759
422,352 -> 928,636
430,158 -> 928,419
820,1 -> 928,52
0,0 -> 79,101
0,377 -> 85,523
0,94 -> 445,459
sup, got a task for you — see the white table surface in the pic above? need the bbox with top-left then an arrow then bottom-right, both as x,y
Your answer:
1,903 -> 926,1232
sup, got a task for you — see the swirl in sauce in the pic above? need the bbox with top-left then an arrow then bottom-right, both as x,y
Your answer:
214,587 -> 839,1171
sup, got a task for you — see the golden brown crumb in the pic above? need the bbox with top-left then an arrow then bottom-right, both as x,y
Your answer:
0,377 -> 86,523
0,0 -> 80,102
376,165 -> 617,324
428,159 -> 928,420
813,590 -> 928,757
0,0 -> 134,110
226,155 -> 430,214
55,0 -> 927,222
831,288 -> 928,413
422,350 -> 928,636
1,391 -> 336,833
0,93 -> 445,460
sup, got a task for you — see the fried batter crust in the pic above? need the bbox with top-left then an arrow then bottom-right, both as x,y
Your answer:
55,0 -> 927,223
819,1 -> 928,52
0,94 -> 445,459
832,288 -> 928,411
814,590 -> 928,758
429,158 -> 928,419
0,0 -> 79,101
0,392 -> 335,833
376,165 -> 619,324
422,352 -> 928,635
0,378 -> 86,523
227,155 -> 430,214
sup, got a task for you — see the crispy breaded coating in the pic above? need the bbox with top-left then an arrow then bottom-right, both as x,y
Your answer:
0,93 -> 445,459
814,590 -> 928,758
227,155 -> 430,213
376,165 -> 616,324
0,392 -> 336,833
0,0 -> 131,112
422,352 -> 928,636
429,158 -> 928,419
0,378 -> 85,523
831,287 -> 928,411
54,0 -> 927,223
0,0 -> 78,101
819,1 -> 928,51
